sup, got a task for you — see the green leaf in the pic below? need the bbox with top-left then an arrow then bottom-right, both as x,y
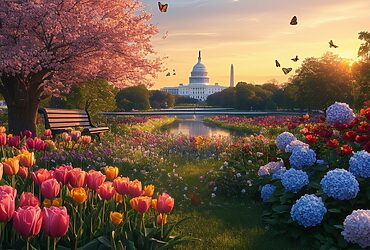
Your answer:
97,236 -> 112,247
328,208 -> 341,213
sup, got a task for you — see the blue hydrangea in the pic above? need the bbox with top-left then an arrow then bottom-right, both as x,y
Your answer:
285,140 -> 309,153
349,150 -> 370,178
326,102 -> 355,125
291,194 -> 327,227
320,169 -> 359,200
272,167 -> 286,180
281,169 -> 309,192
260,184 -> 276,202
342,210 -> 370,248
275,132 -> 296,150
289,147 -> 316,169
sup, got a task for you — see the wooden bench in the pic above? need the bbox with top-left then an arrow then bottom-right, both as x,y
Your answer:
38,108 -> 109,139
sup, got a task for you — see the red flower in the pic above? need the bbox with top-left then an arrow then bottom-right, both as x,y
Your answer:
357,122 -> 370,133
326,139 -> 339,148
305,134 -> 318,144
355,135 -> 369,145
342,131 -> 357,142
365,141 -> 370,153
337,144 -> 353,156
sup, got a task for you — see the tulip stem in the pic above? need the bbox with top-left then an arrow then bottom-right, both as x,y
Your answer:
47,236 -> 50,250
11,175 -> 15,188
26,237 -> 30,250
141,213 -> 146,237
161,215 -> 164,239
53,237 -> 57,250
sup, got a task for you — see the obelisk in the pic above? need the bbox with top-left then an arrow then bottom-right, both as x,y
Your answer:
230,64 -> 234,88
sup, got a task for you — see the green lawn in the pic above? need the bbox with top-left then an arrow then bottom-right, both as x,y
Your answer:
167,159 -> 302,250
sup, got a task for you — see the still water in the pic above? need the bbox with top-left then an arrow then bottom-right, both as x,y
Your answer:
163,116 -> 234,137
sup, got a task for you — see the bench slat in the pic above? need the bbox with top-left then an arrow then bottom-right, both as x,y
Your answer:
48,118 -> 90,123
43,108 -> 88,115
46,114 -> 89,119
49,122 -> 91,128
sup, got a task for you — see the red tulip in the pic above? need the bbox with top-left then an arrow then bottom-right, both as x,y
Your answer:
305,134 -> 318,144
42,206 -> 69,237
8,135 -> 20,148
86,170 -> 106,190
113,177 -> 130,195
67,168 -> 86,188
326,139 -> 339,148
20,130 -> 33,138
0,191 -> 15,222
13,206 -> 43,237
18,166 -> 28,180
53,164 -> 73,185
365,141 -> 370,153
355,135 -> 369,145
337,144 -> 353,156
96,181 -> 115,200
0,133 -> 6,146
19,192 -> 40,207
41,178 -> 60,199
127,179 -> 142,197
43,129 -> 52,137
157,193 -> 174,214
342,131 -> 357,142
32,168 -> 51,185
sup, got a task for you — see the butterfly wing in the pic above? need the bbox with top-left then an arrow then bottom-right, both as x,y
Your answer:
282,68 -> 292,75
173,72 -> 176,75
166,72 -> 171,76
290,16 -> 297,25
291,56 -> 299,62
158,2 -> 168,12
275,60 -> 281,67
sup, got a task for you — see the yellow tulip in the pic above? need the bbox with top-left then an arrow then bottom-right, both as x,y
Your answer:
19,151 -> 36,167
143,184 -> 155,197
43,198 -> 63,208
2,157 -> 19,176
110,212 -> 123,226
70,187 -> 88,204
104,166 -> 119,180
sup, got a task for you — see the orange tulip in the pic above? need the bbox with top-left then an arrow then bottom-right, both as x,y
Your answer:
70,188 -> 88,204
104,166 -> 119,180
110,212 -> 123,225
113,177 -> 130,195
2,157 -> 19,176
0,127 -> 6,133
96,181 -> 115,200
19,151 -> 36,167
114,193 -> 123,204
152,199 -> 158,211
157,213 -> 167,225
130,196 -> 152,214
127,179 -> 142,197
142,184 -> 155,197
43,198 -> 63,208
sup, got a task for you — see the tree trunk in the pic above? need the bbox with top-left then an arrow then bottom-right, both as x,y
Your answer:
7,102 -> 39,136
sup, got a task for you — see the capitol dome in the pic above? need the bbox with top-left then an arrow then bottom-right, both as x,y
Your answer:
189,51 -> 209,85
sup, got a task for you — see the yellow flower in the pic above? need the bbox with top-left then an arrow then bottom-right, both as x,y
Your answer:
44,140 -> 56,150
43,198 -> 63,208
2,157 -> 19,176
104,166 -> 119,180
18,151 -> 36,167
0,127 -> 6,133
110,212 -> 123,226
70,187 -> 88,204
143,184 -> 155,197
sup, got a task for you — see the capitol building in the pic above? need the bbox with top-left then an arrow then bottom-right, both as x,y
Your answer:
161,51 -> 233,101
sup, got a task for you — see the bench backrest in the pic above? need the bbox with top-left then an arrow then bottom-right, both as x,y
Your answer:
39,108 -> 93,129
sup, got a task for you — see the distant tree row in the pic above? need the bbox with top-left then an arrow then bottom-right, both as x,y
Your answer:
207,32 -> 370,110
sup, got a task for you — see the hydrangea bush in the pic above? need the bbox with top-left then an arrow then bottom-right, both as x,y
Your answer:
260,101 -> 370,249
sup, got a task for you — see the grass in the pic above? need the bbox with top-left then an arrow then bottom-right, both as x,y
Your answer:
166,159 -> 302,250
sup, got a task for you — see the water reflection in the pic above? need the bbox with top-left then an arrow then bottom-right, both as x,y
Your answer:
164,116 -> 233,137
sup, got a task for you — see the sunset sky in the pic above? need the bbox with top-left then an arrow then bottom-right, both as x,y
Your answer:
141,0 -> 370,89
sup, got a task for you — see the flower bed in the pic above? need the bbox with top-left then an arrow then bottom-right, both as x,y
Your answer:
0,128 -> 195,249
258,101 -> 370,249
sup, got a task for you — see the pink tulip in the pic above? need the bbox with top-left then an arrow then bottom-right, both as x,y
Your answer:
80,136 -> 92,144
54,164 -> 73,185
61,132 -> 71,142
32,168 -> 51,185
19,192 -> 40,207
8,135 -> 20,148
67,168 -> 86,188
42,206 -> 69,237
0,185 -> 17,198
41,178 -> 60,199
26,137 -> 48,151
20,130 -> 33,138
13,206 -> 43,237
0,191 -> 15,222
0,133 -> 6,146
18,166 -> 29,180
113,177 -> 130,195
43,129 -> 52,137
86,170 -> 106,190
71,130 -> 81,142
157,193 -> 174,214
127,179 -> 142,197
96,182 -> 115,200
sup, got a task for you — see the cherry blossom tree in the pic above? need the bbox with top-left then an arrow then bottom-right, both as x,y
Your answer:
0,0 -> 162,135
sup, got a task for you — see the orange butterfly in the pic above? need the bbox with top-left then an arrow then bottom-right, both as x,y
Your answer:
158,2 -> 168,12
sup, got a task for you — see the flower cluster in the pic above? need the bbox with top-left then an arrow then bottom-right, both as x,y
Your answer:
326,102 -> 355,125
290,194 -> 327,227
289,147 -> 316,169
275,132 -> 296,150
285,140 -> 309,153
349,150 -> 370,178
257,160 -> 285,177
260,184 -> 276,202
320,169 -> 359,200
281,169 -> 309,193
341,209 -> 370,248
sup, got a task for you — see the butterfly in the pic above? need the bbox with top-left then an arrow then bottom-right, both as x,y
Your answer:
166,72 -> 171,76
282,68 -> 292,75
162,31 -> 169,39
290,16 -> 297,25
275,60 -> 281,67
173,72 -> 176,75
291,56 -> 299,62
158,2 -> 168,12
329,40 -> 338,48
